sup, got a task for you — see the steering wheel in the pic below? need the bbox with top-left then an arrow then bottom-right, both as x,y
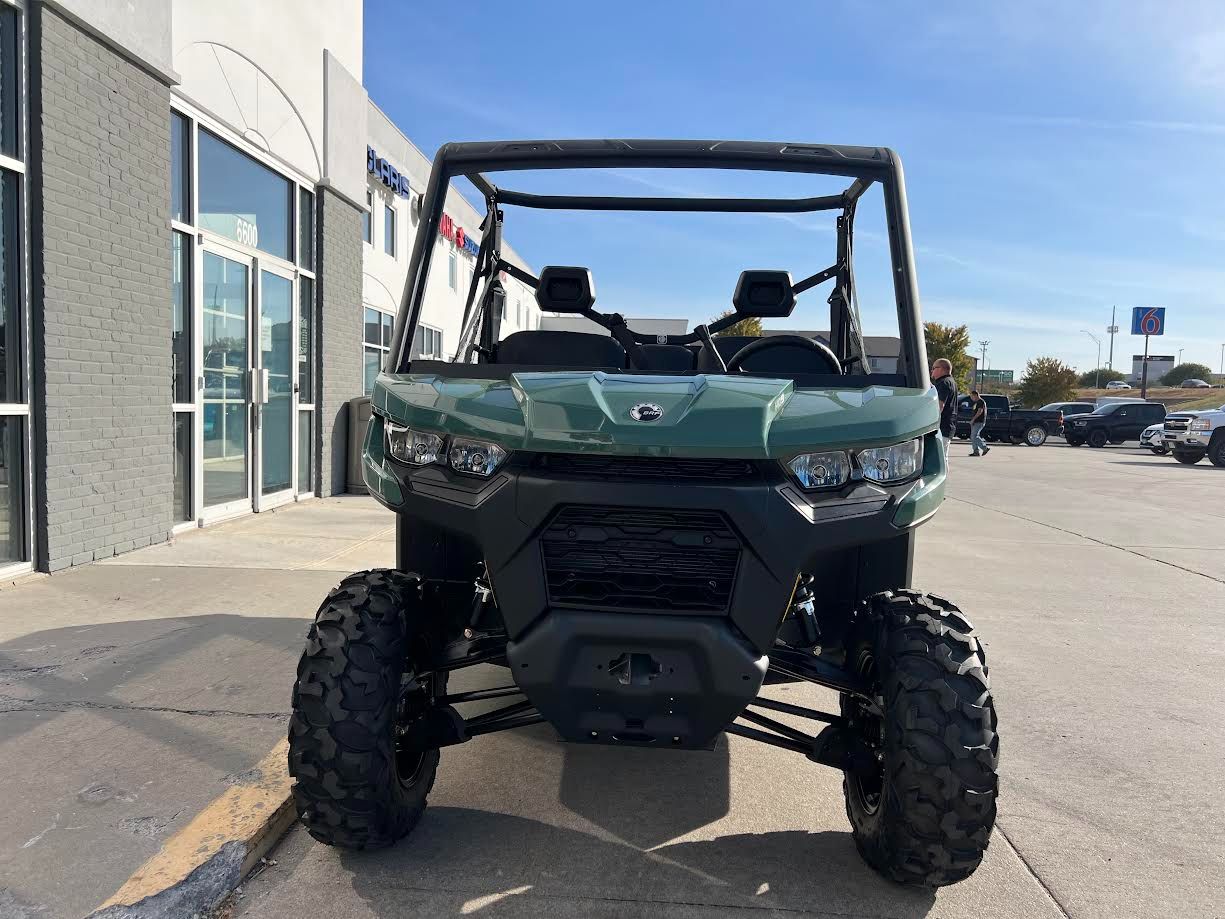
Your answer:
725,335 -> 842,374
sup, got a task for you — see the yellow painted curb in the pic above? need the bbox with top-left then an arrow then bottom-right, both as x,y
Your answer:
95,739 -> 294,912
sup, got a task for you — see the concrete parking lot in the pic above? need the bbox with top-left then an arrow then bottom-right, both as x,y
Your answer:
1,446 -> 1221,918
225,442 -> 1224,919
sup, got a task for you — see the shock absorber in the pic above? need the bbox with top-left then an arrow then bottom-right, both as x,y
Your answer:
464,566 -> 494,639
793,575 -> 821,650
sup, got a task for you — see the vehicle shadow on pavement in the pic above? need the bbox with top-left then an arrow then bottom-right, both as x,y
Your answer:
331,807 -> 937,917
1111,460 -> 1217,471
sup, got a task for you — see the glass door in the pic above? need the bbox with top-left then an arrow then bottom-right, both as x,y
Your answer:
254,265 -> 296,510
200,248 -> 252,518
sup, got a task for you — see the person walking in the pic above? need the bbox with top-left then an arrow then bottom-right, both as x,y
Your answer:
931,358 -> 958,451
969,389 -> 991,456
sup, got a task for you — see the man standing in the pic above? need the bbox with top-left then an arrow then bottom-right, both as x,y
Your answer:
931,358 -> 958,451
969,389 -> 991,456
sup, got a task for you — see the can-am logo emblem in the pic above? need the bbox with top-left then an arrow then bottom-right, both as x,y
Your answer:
629,402 -> 664,422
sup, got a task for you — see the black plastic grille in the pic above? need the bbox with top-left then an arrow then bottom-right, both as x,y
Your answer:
531,453 -> 758,483
541,506 -> 740,613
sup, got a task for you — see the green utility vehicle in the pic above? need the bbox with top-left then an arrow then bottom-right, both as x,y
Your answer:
288,140 -> 998,886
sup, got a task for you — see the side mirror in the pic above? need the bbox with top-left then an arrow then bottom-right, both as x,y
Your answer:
733,270 -> 796,318
535,266 -> 595,313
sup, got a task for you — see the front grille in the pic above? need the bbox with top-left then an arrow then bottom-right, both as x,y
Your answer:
541,505 -> 740,613
1164,417 -> 1192,432
531,453 -> 758,483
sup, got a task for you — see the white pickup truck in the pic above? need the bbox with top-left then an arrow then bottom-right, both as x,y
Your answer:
1161,404 -> 1225,466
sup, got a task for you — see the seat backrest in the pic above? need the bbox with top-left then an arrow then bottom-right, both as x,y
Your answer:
639,344 -> 697,373
493,330 -> 627,368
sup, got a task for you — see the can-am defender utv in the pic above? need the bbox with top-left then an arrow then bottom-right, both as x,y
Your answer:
289,140 -> 998,887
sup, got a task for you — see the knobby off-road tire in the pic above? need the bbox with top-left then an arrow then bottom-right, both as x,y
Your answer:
841,591 -> 998,887
288,569 -> 440,849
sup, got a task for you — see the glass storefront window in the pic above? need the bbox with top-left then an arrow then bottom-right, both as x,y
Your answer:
0,417 -> 24,562
298,276 -> 313,400
0,169 -> 18,403
198,129 -> 291,260
173,412 -> 191,521
171,231 -> 191,402
171,111 -> 190,222
297,412 -> 312,494
362,192 -> 372,244
298,187 -> 314,270
363,306 -> 393,395
0,8 -> 16,159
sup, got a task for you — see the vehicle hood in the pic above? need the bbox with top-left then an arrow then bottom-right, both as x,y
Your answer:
1167,408 -> 1224,419
372,371 -> 938,458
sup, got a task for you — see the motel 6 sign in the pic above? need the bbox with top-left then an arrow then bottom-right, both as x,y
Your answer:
1130,307 -> 1165,336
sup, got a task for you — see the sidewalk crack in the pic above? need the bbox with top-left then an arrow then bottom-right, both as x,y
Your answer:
0,694 -> 288,720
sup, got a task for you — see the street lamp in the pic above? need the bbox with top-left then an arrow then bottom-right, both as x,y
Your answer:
978,340 -> 989,390
1178,348 -> 1184,364
1081,330 -> 1102,389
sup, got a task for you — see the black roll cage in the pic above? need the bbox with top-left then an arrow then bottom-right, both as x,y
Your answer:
388,140 -> 927,389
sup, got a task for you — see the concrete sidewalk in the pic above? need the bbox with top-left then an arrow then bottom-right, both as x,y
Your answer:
0,497 -> 392,919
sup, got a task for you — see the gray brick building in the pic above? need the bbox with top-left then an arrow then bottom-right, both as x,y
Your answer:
0,0 -> 519,574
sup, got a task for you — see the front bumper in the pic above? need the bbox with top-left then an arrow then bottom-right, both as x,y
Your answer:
1162,431 -> 1207,448
362,418 -> 945,747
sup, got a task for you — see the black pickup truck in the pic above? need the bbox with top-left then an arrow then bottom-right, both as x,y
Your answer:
1063,401 -> 1167,447
954,394 -> 1063,446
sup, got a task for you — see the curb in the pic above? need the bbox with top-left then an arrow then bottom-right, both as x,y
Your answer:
87,739 -> 295,919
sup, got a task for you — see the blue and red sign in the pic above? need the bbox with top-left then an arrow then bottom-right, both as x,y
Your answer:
439,213 -> 480,257
1131,307 -> 1165,336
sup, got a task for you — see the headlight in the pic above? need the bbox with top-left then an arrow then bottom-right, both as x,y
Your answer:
385,423 -> 444,466
857,439 -> 923,483
448,437 -> 508,477
1191,419 -> 1212,431
1074,420 -> 1087,426
787,451 -> 851,489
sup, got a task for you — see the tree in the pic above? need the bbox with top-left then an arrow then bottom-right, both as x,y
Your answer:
1159,362 -> 1214,386
923,322 -> 974,390
710,309 -> 762,338
1016,356 -> 1078,407
1076,367 -> 1125,388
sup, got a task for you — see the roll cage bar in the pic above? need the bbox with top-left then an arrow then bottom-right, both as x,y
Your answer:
388,140 -> 926,388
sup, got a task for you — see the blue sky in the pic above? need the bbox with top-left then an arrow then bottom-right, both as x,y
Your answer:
365,1 -> 1225,375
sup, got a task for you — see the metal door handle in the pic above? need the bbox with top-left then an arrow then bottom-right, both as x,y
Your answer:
261,369 -> 270,404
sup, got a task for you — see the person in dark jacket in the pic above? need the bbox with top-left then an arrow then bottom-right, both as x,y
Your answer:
932,358 -> 957,451
968,389 -> 991,456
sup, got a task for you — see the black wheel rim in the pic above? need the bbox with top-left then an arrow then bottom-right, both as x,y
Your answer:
393,672 -> 432,788
848,650 -> 885,815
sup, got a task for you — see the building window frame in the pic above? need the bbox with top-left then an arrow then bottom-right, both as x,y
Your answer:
170,100 -> 319,531
362,191 -> 372,245
363,305 -> 396,395
0,1 -> 31,575
383,200 -> 396,257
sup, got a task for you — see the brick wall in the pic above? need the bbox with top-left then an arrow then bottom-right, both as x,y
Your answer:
31,6 -> 173,571
317,188 -> 364,495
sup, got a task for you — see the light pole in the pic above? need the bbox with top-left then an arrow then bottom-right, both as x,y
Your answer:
978,340 -> 989,390
1178,348 -> 1184,365
1106,306 -> 1118,370
1081,330 -> 1102,389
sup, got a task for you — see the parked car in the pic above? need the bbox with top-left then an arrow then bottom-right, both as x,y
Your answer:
1064,401 -> 1167,447
1161,403 -> 1225,465
954,393 -> 1061,446
1139,424 -> 1168,454
1180,379 -> 1212,388
1105,380 -> 1132,390
1039,401 -> 1096,435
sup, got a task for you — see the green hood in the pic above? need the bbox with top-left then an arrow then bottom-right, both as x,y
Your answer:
372,371 -> 938,458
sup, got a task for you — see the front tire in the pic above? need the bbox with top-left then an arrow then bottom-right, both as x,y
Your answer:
1149,446 -> 1169,455
841,591 -> 998,887
288,570 -> 441,849
1087,429 -> 1109,448
1173,450 -> 1205,465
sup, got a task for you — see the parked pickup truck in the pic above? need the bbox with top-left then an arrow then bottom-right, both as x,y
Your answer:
954,394 -> 1062,446
1161,404 -> 1225,466
1063,401 -> 1167,448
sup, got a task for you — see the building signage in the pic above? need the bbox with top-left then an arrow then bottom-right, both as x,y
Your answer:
1130,306 -> 1165,336
439,212 -> 480,257
367,146 -> 410,197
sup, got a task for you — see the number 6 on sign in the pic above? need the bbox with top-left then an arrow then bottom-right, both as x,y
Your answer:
1130,307 -> 1165,336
